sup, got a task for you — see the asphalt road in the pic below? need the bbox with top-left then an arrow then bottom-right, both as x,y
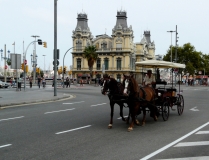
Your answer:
0,85 -> 209,160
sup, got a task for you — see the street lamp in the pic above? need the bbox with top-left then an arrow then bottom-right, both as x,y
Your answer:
1,48 -> 11,82
167,30 -> 176,62
43,55 -> 46,74
31,35 -> 40,83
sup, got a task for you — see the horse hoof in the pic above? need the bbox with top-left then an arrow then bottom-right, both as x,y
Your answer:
135,119 -> 140,125
128,127 -> 133,132
154,116 -> 158,121
108,124 -> 112,129
141,122 -> 145,126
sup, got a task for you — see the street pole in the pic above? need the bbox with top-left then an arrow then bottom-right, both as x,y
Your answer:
43,55 -> 46,75
175,25 -> 178,86
4,44 -> 6,82
23,41 -> 37,90
31,35 -> 39,84
54,0 -> 58,96
63,47 -> 74,88
167,30 -> 176,86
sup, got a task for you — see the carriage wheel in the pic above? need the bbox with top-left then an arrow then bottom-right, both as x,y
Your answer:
162,101 -> 169,121
177,95 -> 184,115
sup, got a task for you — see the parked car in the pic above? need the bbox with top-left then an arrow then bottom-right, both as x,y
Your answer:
0,80 -> 12,88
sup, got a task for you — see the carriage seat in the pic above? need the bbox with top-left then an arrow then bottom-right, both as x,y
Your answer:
155,81 -> 167,85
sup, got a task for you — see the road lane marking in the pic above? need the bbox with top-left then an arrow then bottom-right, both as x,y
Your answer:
0,144 -> 12,148
91,103 -> 106,107
174,141 -> 209,147
140,121 -> 209,160
190,106 -> 199,111
56,125 -> 91,134
44,108 -> 75,114
63,101 -> 84,104
156,156 -> 209,160
196,131 -> 209,134
0,116 -> 24,122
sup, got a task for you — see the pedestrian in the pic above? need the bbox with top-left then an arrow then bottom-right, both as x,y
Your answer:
37,75 -> 42,88
66,77 -> 70,88
29,76 -> 33,88
80,79 -> 83,86
18,77 -> 23,91
42,77 -> 46,88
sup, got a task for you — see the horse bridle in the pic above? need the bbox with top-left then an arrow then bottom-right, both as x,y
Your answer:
101,79 -> 110,95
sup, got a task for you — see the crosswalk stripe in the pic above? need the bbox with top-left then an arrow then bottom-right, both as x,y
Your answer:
156,156 -> 209,160
196,131 -> 209,134
174,141 -> 209,147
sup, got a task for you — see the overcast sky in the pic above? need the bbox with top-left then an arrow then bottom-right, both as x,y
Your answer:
0,0 -> 209,71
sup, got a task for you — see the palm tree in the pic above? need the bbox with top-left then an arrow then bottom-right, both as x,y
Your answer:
83,45 -> 98,78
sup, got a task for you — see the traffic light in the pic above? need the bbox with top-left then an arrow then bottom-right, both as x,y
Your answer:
63,67 -> 66,74
43,42 -> 47,48
21,63 -> 24,70
37,39 -> 42,45
36,68 -> 38,73
26,65 -> 29,73
38,68 -> 40,73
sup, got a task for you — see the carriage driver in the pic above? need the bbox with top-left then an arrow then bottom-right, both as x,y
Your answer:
143,70 -> 156,87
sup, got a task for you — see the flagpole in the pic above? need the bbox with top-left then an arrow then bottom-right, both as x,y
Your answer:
4,44 -> 6,82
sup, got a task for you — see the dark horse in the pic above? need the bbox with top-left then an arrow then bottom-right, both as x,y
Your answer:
123,74 -> 159,131
101,76 -> 130,129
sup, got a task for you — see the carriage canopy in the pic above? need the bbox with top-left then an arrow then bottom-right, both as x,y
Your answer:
135,60 -> 185,69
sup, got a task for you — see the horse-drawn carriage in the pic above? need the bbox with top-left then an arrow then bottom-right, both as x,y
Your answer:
101,60 -> 185,131
135,60 -> 185,121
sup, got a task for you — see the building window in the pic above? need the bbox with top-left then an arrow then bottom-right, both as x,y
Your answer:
101,42 -> 107,50
96,58 -> 101,70
76,40 -> 82,51
77,58 -> 81,70
104,58 -> 109,70
116,57 -> 122,70
116,43 -> 122,50
117,74 -> 121,82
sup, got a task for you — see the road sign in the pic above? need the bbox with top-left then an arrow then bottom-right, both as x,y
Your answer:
24,59 -> 27,65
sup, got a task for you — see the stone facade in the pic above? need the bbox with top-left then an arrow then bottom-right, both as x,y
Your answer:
71,11 -> 155,83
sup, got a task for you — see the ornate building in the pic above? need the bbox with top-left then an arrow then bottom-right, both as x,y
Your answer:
71,11 -> 155,83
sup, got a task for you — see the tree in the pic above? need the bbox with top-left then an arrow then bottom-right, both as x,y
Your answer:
83,45 -> 98,77
163,43 -> 209,75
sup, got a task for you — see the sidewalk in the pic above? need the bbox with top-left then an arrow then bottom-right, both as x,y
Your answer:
0,83 -> 101,108
0,86 -> 74,108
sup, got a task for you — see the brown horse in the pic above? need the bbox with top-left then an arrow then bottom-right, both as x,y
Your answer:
101,76 -> 130,129
123,74 -> 159,132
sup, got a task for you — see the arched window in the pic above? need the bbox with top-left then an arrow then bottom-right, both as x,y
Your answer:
96,58 -> 101,70
76,40 -> 82,51
104,58 -> 109,70
116,57 -> 122,70
77,58 -> 81,70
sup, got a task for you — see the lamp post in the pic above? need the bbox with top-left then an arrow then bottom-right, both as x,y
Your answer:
43,55 -> 46,75
31,54 -> 38,81
167,30 -> 176,62
1,47 -> 10,82
31,35 -> 40,84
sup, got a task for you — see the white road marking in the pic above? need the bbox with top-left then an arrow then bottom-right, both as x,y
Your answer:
140,121 -> 209,160
196,131 -> 209,134
156,156 -> 209,160
0,144 -> 12,149
91,103 -> 106,107
0,116 -> 24,122
56,125 -> 91,134
117,115 -> 128,119
174,141 -> 209,147
44,108 -> 75,114
63,101 -> 84,104
190,106 -> 199,111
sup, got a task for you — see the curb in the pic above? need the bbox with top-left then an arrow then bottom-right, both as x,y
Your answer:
0,95 -> 75,109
